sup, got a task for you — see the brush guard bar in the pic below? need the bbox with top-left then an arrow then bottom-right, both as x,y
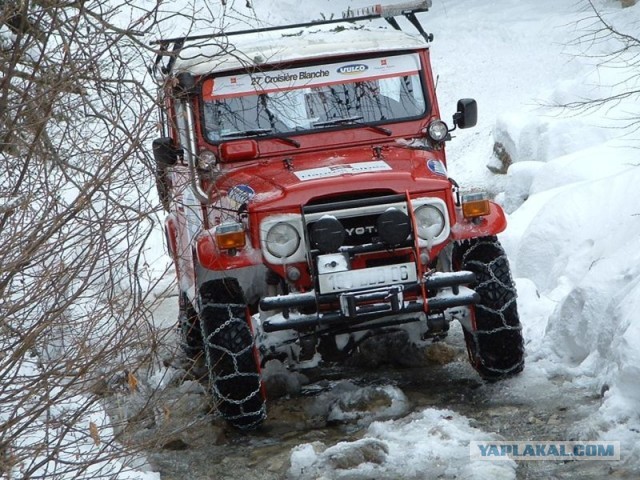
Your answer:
260,271 -> 478,333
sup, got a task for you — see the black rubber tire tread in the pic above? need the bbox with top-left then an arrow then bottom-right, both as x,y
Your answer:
198,278 -> 266,429
453,236 -> 525,380
178,294 -> 203,358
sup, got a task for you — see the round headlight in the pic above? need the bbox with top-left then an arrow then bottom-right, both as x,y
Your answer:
414,205 -> 445,240
427,120 -> 449,142
265,222 -> 300,258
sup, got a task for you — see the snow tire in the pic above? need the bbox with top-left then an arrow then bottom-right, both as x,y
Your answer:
178,293 -> 203,359
198,278 -> 266,430
453,236 -> 525,380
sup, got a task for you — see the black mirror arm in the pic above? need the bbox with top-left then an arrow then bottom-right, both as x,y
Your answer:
450,112 -> 461,132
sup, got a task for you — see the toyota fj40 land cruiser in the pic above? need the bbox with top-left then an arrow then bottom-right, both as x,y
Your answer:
151,1 -> 524,429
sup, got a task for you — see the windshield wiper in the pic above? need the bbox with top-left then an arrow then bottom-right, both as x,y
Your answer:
221,129 -> 273,138
312,116 -> 392,136
220,129 -> 300,148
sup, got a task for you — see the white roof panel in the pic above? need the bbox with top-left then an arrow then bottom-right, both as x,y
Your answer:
171,26 -> 427,76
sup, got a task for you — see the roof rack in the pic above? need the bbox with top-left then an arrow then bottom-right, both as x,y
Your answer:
151,0 -> 432,76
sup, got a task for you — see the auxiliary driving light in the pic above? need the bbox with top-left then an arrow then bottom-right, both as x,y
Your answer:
311,216 -> 345,253
461,192 -> 490,219
215,222 -> 246,249
198,150 -> 217,169
377,208 -> 411,246
426,120 -> 449,143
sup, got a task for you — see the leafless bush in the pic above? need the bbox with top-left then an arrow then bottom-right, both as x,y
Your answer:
553,1 -> 640,131
0,1 -> 174,478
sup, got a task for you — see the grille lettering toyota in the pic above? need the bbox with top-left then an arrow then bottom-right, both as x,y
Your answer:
344,226 -> 376,236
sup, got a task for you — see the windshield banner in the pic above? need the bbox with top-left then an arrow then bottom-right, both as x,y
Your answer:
203,53 -> 420,100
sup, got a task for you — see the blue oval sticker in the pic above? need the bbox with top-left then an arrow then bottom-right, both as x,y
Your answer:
427,159 -> 448,177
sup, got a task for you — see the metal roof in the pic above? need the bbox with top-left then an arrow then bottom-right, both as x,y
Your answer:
169,26 -> 428,76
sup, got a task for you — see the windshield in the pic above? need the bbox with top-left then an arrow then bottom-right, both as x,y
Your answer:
201,53 -> 427,142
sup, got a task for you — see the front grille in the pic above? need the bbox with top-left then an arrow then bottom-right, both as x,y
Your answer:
307,213 -> 380,246
303,194 -> 412,251
305,190 -> 396,207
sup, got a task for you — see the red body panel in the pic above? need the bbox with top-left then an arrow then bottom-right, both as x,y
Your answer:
162,47 -> 507,298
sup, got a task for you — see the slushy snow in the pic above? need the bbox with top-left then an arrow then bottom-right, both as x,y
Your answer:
289,408 -> 516,480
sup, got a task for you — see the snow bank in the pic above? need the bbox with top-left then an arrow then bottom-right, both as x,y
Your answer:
289,408 -> 516,480
488,0 -> 640,463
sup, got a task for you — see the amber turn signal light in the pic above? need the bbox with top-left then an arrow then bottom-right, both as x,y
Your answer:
461,193 -> 490,219
215,222 -> 246,249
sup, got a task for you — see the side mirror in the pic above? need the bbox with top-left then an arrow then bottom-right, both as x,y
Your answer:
452,98 -> 477,129
152,137 -> 182,166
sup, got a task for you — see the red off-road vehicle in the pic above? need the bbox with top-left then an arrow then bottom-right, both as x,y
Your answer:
152,1 -> 524,429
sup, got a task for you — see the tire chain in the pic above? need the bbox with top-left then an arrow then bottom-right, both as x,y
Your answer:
460,239 -> 524,376
178,307 -> 203,357
200,302 -> 266,429
470,256 -> 519,325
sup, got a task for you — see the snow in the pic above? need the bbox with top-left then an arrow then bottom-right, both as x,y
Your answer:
171,28 -> 427,75
289,408 -> 516,480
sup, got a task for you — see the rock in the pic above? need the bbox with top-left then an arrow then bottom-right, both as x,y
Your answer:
487,141 -> 513,174
547,414 -> 561,425
178,380 -> 206,395
326,438 -> 389,470
266,457 -> 286,473
424,342 -> 457,365
161,438 -> 189,450
347,330 -> 435,368
527,415 -> 544,425
318,382 -> 410,425
261,360 -> 308,399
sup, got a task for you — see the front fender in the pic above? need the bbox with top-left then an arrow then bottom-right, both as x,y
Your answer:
195,229 -> 268,305
450,201 -> 507,240
195,228 -> 263,271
